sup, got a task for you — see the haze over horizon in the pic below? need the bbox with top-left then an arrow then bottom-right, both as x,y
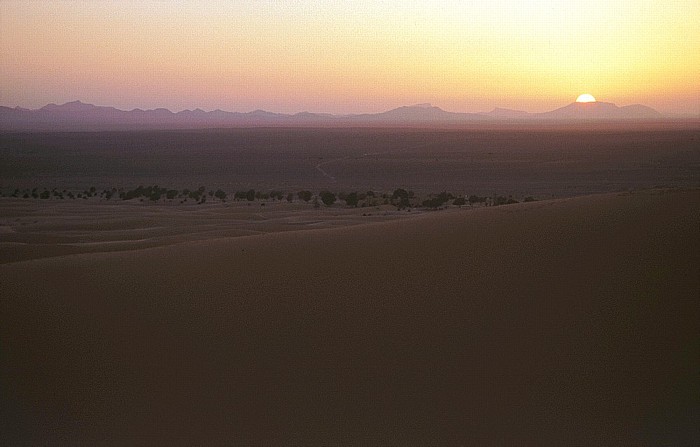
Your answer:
0,97 -> 669,117
1,1 -> 699,116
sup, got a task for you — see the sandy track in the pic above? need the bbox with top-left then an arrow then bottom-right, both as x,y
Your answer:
314,139 -> 446,183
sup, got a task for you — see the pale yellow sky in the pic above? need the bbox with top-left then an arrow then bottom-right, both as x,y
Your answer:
1,0 -> 698,115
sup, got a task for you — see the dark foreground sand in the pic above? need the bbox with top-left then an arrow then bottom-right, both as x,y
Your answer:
1,189 -> 698,444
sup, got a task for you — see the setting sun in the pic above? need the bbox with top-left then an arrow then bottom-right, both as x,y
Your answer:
2,1 -> 699,114
576,94 -> 597,103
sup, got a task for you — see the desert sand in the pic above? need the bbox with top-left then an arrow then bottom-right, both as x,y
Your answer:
0,198 -> 419,264
1,188 -> 698,444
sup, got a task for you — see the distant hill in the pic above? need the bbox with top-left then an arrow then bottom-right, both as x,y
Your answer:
0,101 -> 345,131
349,104 -> 487,123
536,101 -> 663,120
0,99 -> 667,131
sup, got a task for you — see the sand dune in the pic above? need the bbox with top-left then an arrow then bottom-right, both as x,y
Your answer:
0,199 -> 417,264
1,189 -> 698,444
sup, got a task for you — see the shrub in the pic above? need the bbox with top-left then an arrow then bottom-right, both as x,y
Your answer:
468,195 -> 486,204
246,189 -> 256,201
319,191 -> 336,206
453,197 -> 466,206
422,197 -> 445,209
297,190 -> 312,202
344,192 -> 359,207
214,189 -> 227,200
422,191 -> 451,209
494,196 -> 508,206
391,189 -> 412,208
392,188 -> 409,201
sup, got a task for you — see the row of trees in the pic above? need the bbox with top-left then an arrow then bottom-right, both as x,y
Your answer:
119,186 -> 228,203
1,186 -> 535,208
0,185 -> 228,204
4,186 -> 99,200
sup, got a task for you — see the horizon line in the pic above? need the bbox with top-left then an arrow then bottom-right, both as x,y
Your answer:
4,99 -> 688,118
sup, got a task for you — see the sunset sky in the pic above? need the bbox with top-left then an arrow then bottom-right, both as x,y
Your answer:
1,0 -> 698,115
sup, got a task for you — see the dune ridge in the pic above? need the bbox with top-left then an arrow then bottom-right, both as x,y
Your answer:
0,199 -> 423,264
1,189 -> 698,444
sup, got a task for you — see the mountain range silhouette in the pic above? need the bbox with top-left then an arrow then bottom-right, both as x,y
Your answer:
0,100 -> 664,131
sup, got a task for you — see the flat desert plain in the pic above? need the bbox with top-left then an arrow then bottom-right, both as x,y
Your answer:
1,188 -> 698,444
2,127 -> 698,196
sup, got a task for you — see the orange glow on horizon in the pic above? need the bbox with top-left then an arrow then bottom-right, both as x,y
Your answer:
1,1 -> 698,115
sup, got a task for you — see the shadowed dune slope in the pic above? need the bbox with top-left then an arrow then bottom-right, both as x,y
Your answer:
1,189 -> 698,444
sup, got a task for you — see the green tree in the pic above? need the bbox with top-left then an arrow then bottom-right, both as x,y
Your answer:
494,196 -> 508,206
392,188 -> 411,209
344,192 -> 359,207
392,188 -> 409,201
422,191 -> 451,209
320,191 -> 336,206
297,190 -> 312,202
